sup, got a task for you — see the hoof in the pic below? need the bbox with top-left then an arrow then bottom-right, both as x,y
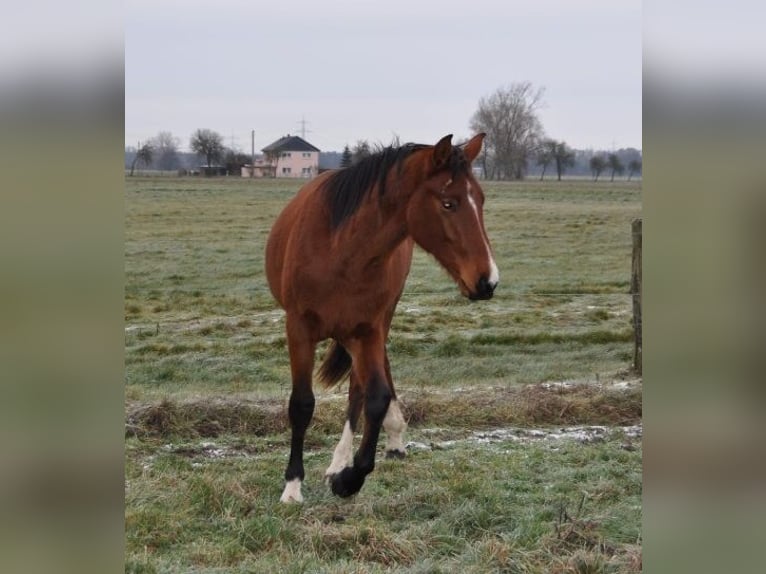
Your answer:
279,479 -> 303,503
329,467 -> 365,498
324,463 -> 351,482
385,449 -> 406,460
323,468 -> 347,485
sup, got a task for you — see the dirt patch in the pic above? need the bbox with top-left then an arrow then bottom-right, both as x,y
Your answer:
126,379 -> 641,440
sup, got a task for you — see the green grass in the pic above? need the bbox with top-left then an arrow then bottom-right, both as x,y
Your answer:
125,176 -> 642,572
126,432 -> 641,573
125,177 -> 640,401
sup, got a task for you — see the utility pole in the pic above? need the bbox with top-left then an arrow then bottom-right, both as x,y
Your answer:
251,130 -> 255,178
297,115 -> 312,140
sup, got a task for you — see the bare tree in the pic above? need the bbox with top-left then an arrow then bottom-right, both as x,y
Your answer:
627,159 -> 642,180
149,131 -> 181,171
590,155 -> 607,181
190,128 -> 225,168
536,139 -> 554,181
129,142 -> 153,176
223,147 -> 251,175
607,153 -> 625,181
552,140 -> 575,181
351,140 -> 371,165
470,82 -> 545,180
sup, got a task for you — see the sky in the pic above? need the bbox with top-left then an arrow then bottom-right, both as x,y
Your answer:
125,0 -> 642,154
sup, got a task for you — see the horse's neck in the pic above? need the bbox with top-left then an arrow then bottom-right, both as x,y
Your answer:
331,152 -> 428,267
336,180 -> 419,268
341,202 -> 408,262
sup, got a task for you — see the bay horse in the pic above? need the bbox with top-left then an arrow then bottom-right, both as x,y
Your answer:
265,133 -> 498,502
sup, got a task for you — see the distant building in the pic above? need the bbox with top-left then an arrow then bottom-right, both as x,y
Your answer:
241,156 -> 277,178
254,135 -> 320,178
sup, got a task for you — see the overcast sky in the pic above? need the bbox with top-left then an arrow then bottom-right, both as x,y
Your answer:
126,0 -> 641,153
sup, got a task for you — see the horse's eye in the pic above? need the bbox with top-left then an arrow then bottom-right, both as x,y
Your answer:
441,200 -> 457,212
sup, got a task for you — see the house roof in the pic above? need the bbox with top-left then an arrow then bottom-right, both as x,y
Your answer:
262,135 -> 320,153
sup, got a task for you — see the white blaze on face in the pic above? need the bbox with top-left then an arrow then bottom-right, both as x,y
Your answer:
488,256 -> 500,285
466,181 -> 499,286
280,478 -> 303,503
325,420 -> 354,477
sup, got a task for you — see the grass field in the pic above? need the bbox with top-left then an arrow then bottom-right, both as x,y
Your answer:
125,176 -> 642,573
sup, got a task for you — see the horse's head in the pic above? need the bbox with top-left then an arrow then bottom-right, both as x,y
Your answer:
406,133 -> 499,300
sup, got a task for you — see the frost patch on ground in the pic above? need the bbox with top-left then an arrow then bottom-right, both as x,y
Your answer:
406,424 -> 642,452
540,377 -> 640,392
161,441 -> 256,460
404,376 -> 641,398
472,424 -> 642,444
136,423 -> 641,472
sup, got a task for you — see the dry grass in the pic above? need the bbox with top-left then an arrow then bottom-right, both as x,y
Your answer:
126,379 -> 641,440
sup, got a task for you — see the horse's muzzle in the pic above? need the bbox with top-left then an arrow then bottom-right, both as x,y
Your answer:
469,276 -> 496,301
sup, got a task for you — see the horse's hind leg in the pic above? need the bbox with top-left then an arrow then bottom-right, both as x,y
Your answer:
280,317 -> 316,503
382,351 -> 407,459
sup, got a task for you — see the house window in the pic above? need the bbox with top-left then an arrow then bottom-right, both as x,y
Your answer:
302,152 -> 311,158
282,167 -> 292,174
301,167 -> 312,176
281,152 -> 291,158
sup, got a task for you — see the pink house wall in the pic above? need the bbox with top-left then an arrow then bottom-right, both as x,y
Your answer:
275,150 -> 319,178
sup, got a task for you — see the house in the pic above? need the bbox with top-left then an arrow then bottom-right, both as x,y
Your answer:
241,156 -> 277,178
261,134 -> 320,178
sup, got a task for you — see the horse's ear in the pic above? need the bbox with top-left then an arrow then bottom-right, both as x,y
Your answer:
462,133 -> 486,163
432,134 -> 453,169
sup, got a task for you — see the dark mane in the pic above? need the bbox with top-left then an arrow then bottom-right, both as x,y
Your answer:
322,142 -> 469,229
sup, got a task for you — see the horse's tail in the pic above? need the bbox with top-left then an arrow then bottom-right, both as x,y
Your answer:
317,341 -> 352,388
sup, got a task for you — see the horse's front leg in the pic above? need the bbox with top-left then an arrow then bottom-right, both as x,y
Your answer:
280,317 -> 316,503
329,330 -> 391,498
325,369 -> 363,479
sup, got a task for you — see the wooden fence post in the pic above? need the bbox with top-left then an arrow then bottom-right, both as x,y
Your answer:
631,219 -> 642,374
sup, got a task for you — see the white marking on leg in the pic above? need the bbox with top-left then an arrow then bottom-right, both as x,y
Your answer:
279,478 -> 303,503
325,420 -> 354,477
383,400 -> 407,454
467,182 -> 499,287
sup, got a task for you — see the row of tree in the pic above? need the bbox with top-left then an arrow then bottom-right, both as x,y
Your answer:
588,153 -> 642,182
534,140 -> 641,181
128,128 -> 249,175
337,136 -> 640,182
469,82 -> 641,181
128,84 -> 641,181
334,84 -> 640,181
